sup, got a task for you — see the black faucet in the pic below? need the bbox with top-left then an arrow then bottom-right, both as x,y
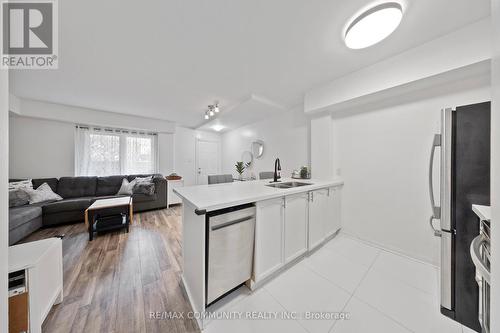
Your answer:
273,158 -> 281,182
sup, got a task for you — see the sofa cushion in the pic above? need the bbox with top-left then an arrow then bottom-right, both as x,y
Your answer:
43,211 -> 85,226
9,215 -> 42,245
96,175 -> 126,196
93,195 -> 126,201
57,177 -> 97,199
42,197 -> 93,214
32,178 -> 59,192
9,205 -> 43,230
133,193 -> 157,203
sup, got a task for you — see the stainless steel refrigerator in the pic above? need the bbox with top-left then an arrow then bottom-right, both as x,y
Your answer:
429,102 -> 490,332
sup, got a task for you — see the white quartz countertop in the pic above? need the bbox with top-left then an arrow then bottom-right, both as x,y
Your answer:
9,238 -> 61,272
174,178 -> 344,212
472,204 -> 491,222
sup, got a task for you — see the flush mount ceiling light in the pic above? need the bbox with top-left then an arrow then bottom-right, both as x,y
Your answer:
212,124 -> 224,132
344,2 -> 403,49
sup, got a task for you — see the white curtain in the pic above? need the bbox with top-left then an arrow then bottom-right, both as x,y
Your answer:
124,134 -> 158,174
75,126 -> 158,176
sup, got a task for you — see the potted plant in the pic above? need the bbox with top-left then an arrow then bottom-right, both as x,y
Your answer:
300,166 -> 309,179
235,161 -> 245,180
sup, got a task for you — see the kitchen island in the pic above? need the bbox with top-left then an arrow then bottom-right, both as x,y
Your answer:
174,178 -> 343,329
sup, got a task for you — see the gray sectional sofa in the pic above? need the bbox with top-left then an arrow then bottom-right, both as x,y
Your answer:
9,174 -> 167,245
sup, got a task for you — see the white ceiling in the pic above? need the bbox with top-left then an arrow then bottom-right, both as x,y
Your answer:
10,0 -> 490,128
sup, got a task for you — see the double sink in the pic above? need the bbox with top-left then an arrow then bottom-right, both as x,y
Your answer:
266,181 -> 311,189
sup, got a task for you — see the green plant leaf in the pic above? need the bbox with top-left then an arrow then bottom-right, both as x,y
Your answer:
235,161 -> 245,174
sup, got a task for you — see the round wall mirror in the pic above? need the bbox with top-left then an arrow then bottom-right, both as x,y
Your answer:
252,140 -> 264,159
242,151 -> 253,166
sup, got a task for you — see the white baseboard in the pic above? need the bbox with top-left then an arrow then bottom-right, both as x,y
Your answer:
339,231 -> 439,269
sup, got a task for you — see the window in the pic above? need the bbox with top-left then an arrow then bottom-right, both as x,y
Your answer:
125,136 -> 154,174
75,126 -> 158,176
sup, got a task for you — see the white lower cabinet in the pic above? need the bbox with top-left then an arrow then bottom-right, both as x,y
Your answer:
167,179 -> 184,207
325,187 -> 341,238
254,198 -> 284,282
284,193 -> 308,263
254,186 -> 342,285
308,188 -> 329,250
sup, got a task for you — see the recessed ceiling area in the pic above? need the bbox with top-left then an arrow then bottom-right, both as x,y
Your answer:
197,94 -> 287,133
9,0 -> 490,128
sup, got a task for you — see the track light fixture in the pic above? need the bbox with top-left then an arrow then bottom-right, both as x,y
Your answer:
203,101 -> 221,120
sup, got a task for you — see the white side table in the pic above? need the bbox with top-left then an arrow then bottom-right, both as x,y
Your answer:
167,179 -> 184,207
9,238 -> 63,333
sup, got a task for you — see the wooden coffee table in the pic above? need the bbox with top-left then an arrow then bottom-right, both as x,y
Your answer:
85,197 -> 133,241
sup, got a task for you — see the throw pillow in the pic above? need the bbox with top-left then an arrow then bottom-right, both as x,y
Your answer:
133,182 -> 155,196
9,179 -> 33,191
134,176 -> 153,184
24,182 -> 63,204
9,189 -> 30,207
117,178 -> 136,196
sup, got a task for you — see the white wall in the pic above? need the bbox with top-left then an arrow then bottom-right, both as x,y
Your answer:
158,133 -> 174,177
310,114 -> 333,180
221,106 -> 309,179
332,87 -> 491,265
0,68 -> 8,333
490,0 -> 500,330
174,126 -> 221,186
9,116 -> 75,178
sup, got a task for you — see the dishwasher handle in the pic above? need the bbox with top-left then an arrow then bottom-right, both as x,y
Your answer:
211,216 -> 254,231
470,235 -> 490,284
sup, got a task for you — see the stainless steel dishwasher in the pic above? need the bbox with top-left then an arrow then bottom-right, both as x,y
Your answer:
206,204 -> 256,305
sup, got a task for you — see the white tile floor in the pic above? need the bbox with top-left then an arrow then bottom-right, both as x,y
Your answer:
204,234 -> 475,333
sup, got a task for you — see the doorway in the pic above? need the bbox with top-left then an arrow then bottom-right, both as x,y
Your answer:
196,139 -> 220,185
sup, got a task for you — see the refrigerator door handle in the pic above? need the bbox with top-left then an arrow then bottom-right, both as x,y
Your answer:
430,216 -> 442,237
429,133 -> 442,237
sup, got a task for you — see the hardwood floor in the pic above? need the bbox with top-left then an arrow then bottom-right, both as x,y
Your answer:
22,206 -> 200,333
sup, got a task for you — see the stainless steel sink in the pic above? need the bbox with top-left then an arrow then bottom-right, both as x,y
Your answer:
266,183 -> 293,189
266,181 -> 312,189
284,181 -> 310,187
